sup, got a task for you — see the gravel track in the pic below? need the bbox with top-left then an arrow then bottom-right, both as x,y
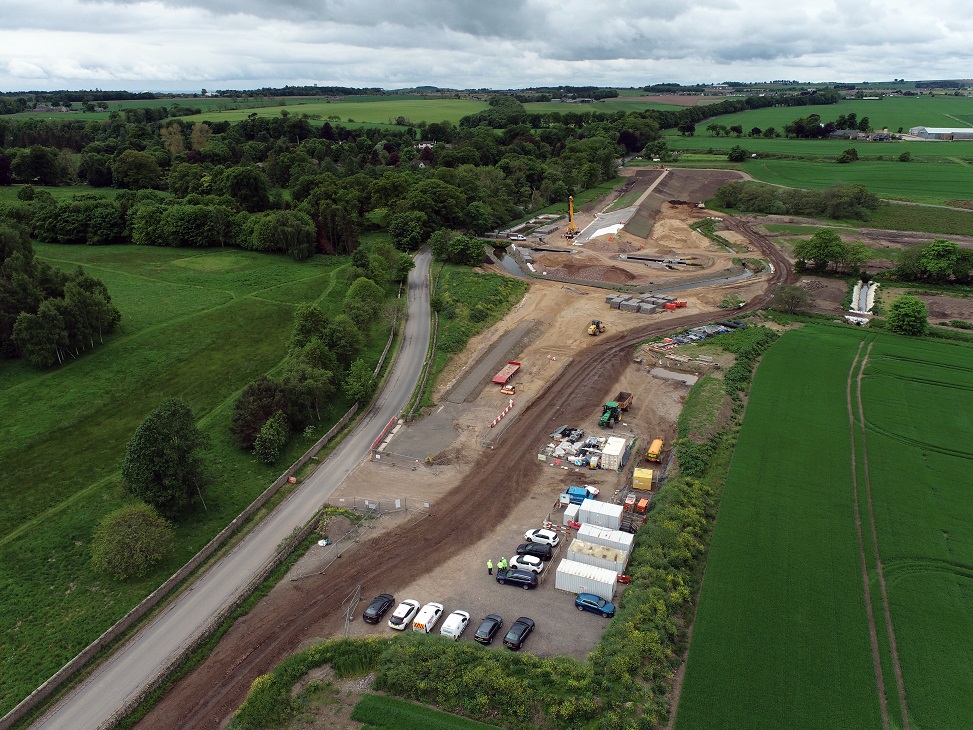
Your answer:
139,219 -> 791,729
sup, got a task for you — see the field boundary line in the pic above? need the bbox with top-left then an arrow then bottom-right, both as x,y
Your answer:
855,341 -> 910,730
847,339 -> 889,730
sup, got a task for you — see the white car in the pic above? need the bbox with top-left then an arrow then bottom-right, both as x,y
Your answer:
387,599 -> 420,631
509,234 -> 526,241
440,610 -> 471,640
509,555 -> 545,574
412,602 -> 444,633
524,528 -> 560,547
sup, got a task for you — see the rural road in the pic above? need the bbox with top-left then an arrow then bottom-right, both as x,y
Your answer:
31,249 -> 432,730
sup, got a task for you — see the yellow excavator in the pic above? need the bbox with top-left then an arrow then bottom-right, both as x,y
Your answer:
565,196 -> 580,239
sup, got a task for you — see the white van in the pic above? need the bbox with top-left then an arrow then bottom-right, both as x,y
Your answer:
439,610 -> 470,640
412,602 -> 444,633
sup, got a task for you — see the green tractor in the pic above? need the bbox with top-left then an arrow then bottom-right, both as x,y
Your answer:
599,401 -> 621,428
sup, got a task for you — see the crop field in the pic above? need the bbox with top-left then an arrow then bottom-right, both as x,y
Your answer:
745,159 -> 973,205
675,325 -> 973,730
680,95 -> 973,136
178,98 -> 489,126
662,134 -> 973,162
0,245 -> 371,714
524,99 -> 691,114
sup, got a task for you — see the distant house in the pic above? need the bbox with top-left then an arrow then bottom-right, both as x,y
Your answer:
869,132 -> 892,141
829,129 -> 861,139
909,126 -> 973,140
414,141 -> 435,150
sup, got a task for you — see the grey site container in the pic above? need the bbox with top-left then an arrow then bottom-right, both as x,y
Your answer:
554,559 -> 617,600
577,524 -> 634,555
568,539 -> 628,573
562,503 -> 580,526
578,498 -> 624,530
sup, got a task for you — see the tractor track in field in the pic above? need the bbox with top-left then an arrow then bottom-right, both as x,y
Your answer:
847,340 -> 889,730
139,218 -> 791,730
854,342 -> 911,730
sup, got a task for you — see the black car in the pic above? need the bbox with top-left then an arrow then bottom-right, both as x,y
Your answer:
516,542 -> 553,561
473,614 -> 504,645
496,568 -> 538,590
503,616 -> 535,650
362,593 -> 395,624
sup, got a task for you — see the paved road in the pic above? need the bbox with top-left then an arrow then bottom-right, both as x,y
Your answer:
32,249 -> 432,730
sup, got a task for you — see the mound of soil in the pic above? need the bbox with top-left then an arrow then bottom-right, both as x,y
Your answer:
648,219 -> 711,250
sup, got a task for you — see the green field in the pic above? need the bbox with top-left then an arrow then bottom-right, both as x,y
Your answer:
176,98 -> 490,127
0,245 -> 372,714
524,99 -> 693,114
745,159 -> 973,205
350,694 -> 498,729
681,95 -> 973,136
663,134 -> 973,161
676,325 -> 973,729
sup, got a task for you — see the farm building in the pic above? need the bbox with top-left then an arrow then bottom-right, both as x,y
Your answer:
908,126 -> 973,140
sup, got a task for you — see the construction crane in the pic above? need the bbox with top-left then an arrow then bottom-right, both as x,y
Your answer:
565,196 -> 580,239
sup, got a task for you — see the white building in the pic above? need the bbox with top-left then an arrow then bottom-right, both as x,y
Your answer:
908,126 -> 973,140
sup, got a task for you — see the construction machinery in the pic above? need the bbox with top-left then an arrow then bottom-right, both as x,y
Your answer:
565,196 -> 580,239
599,401 -> 621,428
646,438 -> 664,462
588,319 -> 605,336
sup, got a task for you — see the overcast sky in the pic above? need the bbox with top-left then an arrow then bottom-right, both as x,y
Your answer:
1,0 -> 972,92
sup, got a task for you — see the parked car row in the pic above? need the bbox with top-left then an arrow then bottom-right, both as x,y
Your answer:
363,594 -> 535,649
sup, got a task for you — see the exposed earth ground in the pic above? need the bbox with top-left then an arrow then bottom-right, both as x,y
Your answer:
136,168 -> 967,729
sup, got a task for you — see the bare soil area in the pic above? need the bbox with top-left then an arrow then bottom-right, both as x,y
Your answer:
137,173 -> 792,730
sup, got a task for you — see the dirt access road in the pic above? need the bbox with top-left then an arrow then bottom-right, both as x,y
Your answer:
140,184 -> 793,729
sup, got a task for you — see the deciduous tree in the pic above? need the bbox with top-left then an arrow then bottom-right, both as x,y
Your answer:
886,295 -> 928,336
122,398 -> 209,517
90,503 -> 174,580
253,410 -> 289,464
769,284 -> 813,314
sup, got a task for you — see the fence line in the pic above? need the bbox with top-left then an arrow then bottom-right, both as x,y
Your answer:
330,495 -> 432,516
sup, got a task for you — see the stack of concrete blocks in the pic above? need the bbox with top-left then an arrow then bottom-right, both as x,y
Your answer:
606,292 -> 679,315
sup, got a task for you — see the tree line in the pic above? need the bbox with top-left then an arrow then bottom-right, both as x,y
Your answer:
232,241 -> 411,465
0,220 -> 120,366
712,181 -> 880,221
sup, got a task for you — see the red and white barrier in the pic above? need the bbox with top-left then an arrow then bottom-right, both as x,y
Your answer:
489,399 -> 514,428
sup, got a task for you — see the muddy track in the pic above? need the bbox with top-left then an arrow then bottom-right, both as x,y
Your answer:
139,219 -> 791,729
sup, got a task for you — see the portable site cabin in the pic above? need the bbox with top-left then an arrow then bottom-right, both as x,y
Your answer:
568,539 -> 628,573
554,559 -> 617,601
577,524 -> 634,555
632,467 -> 654,491
600,436 -> 626,470
562,503 -> 580,526
577,499 -> 623,530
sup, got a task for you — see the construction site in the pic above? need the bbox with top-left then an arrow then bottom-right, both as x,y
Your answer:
136,168 -> 792,729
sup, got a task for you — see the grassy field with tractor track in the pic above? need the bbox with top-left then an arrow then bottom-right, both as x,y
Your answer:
675,325 -> 973,730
